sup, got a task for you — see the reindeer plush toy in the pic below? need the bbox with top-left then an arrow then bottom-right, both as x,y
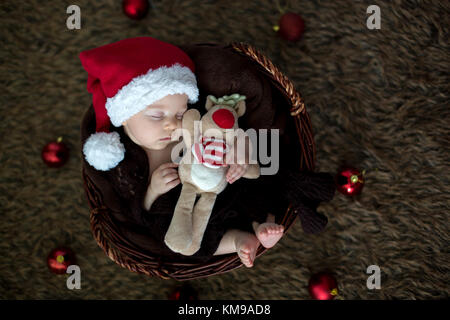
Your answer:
164,94 -> 260,255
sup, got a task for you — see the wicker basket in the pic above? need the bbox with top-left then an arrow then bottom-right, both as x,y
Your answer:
82,42 -> 316,281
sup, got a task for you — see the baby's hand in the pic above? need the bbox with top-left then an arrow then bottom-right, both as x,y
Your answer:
226,163 -> 249,184
149,162 -> 180,197
225,133 -> 252,184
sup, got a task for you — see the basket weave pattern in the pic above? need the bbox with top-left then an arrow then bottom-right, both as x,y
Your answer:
82,42 -> 316,281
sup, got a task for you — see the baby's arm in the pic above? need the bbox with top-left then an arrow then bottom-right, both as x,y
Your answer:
143,187 -> 160,211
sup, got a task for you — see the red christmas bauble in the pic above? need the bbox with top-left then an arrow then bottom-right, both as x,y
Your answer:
169,284 -> 198,300
308,272 -> 339,300
335,166 -> 365,196
41,137 -> 70,168
274,12 -> 305,42
122,0 -> 149,20
47,247 -> 76,274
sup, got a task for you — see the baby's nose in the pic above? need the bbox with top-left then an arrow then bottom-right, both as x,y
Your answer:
164,119 -> 177,130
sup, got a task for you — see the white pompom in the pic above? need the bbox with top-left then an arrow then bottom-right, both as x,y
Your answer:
83,131 -> 125,171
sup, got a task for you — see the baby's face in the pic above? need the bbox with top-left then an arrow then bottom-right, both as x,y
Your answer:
122,93 -> 188,150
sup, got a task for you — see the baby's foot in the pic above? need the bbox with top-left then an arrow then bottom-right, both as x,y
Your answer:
255,223 -> 284,249
234,232 -> 260,268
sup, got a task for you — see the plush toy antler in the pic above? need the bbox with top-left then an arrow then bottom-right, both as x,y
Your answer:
207,93 -> 246,107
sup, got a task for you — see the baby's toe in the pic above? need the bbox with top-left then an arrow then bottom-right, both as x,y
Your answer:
243,254 -> 253,266
239,253 -> 251,267
272,227 -> 282,234
239,249 -> 250,259
268,225 -> 284,234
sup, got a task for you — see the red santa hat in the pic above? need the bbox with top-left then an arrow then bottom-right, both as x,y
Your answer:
79,37 -> 199,171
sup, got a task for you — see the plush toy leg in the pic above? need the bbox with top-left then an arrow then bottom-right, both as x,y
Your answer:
164,183 -> 197,253
179,192 -> 217,256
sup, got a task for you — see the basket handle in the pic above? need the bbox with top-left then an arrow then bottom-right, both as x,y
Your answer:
230,42 -> 316,171
230,42 -> 305,116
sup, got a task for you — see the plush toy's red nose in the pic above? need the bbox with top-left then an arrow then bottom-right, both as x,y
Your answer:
212,109 -> 235,129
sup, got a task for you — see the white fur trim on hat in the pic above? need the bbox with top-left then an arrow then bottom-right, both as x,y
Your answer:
83,131 -> 125,171
106,63 -> 199,127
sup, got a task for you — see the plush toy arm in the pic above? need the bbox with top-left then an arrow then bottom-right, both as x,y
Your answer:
243,163 -> 260,179
182,109 -> 201,149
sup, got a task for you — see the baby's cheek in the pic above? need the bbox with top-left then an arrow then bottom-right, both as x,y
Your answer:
141,128 -> 163,147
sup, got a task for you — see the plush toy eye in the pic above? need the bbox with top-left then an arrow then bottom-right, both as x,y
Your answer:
212,109 -> 235,129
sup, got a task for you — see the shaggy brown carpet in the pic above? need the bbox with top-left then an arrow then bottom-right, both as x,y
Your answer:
0,0 -> 448,299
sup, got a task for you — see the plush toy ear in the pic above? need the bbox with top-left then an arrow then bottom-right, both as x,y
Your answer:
205,95 -> 216,111
234,100 -> 246,118
183,108 -> 201,121
182,109 -> 201,147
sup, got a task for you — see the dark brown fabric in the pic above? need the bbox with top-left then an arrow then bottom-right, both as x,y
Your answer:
275,169 -> 336,233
